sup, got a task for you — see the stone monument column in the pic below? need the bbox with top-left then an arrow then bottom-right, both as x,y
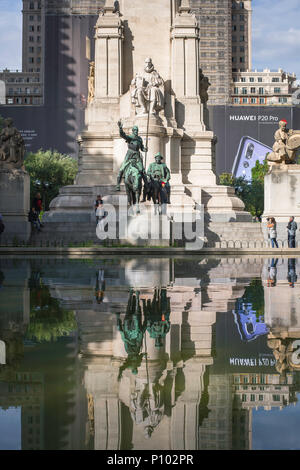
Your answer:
0,119 -> 31,242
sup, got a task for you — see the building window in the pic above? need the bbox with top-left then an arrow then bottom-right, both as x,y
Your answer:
232,36 -> 237,42
240,1 -> 244,8
240,24 -> 245,31
16,97 -> 22,104
29,36 -> 34,42
232,57 -> 237,63
240,35 -> 245,42
250,394 -> 256,401
272,77 -> 280,82
240,57 -> 245,63
258,77 -> 263,82
232,46 -> 237,52
29,57 -> 34,64
242,97 -> 248,103
7,98 -> 14,104
37,57 -> 41,64
250,87 -> 256,93
37,36 -> 41,42
273,395 -> 281,401
240,14 -> 245,20
274,87 -> 281,93
259,87 -> 264,94
29,2 -> 34,9
240,46 -> 245,52
251,98 -> 257,103
234,87 -> 239,94
232,25 -> 237,31
234,97 -> 239,103
249,77 -> 254,82
8,88 -> 13,94
259,395 -> 264,401
242,87 -> 247,94
24,97 -> 31,104
241,77 -> 246,82
37,25 -> 41,32
242,394 -> 247,402
279,97 -> 288,103
29,47 -> 34,53
29,15 -> 34,20
29,25 -> 34,32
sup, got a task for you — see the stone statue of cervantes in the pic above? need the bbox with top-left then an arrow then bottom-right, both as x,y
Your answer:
88,61 -> 95,104
0,118 -> 25,170
131,58 -> 164,115
267,119 -> 300,165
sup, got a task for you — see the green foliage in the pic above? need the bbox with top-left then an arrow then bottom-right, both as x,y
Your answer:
241,278 -> 265,318
219,158 -> 269,218
24,149 -> 78,210
27,280 -> 77,343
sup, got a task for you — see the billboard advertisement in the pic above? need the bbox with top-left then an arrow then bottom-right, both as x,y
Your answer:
208,105 -> 300,176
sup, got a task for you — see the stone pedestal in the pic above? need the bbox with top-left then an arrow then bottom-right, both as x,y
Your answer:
0,169 -> 31,242
263,165 -> 300,241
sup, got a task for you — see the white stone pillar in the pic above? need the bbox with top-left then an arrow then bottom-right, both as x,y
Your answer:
94,3 -> 124,99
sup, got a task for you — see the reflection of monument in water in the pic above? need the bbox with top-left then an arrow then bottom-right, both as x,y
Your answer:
65,257 -> 267,450
263,258 -> 300,375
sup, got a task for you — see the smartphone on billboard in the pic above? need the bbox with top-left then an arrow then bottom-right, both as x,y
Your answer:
232,136 -> 272,179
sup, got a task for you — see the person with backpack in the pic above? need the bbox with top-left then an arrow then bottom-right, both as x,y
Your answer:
287,216 -> 298,248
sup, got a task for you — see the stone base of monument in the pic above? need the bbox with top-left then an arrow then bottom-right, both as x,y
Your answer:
0,169 -> 31,243
262,164 -> 300,243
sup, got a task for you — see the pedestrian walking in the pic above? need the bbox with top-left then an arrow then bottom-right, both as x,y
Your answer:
267,217 -> 278,248
287,216 -> 298,248
94,194 -> 103,224
28,207 -> 42,232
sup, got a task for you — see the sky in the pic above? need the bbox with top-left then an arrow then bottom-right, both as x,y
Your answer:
0,0 -> 299,78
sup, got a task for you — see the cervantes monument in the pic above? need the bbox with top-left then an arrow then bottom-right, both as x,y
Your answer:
46,0 -> 254,242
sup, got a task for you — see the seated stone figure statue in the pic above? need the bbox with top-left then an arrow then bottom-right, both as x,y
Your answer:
0,118 -> 25,170
131,58 -> 164,115
115,121 -> 147,191
267,120 -> 300,164
144,152 -> 171,204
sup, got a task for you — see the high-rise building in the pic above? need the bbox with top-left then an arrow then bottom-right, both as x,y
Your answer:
22,0 -> 45,76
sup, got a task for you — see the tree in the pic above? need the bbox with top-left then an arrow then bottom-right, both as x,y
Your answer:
27,279 -> 77,343
24,149 -> 78,210
219,158 -> 269,219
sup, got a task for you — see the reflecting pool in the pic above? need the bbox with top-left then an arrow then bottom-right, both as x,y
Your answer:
1,256 -> 300,450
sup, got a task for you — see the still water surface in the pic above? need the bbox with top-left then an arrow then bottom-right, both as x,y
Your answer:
0,256 -> 300,450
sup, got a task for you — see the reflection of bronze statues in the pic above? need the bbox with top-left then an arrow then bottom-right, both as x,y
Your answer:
87,61 -> 95,104
267,120 -> 300,164
0,118 -> 25,170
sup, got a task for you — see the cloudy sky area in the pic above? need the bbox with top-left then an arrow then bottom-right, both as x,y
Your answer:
0,0 -> 299,79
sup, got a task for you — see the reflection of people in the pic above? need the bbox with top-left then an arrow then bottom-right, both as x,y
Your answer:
267,258 -> 278,287
287,216 -> 297,248
287,258 -> 297,288
143,288 -> 171,348
117,290 -> 146,379
130,381 -> 164,438
0,270 -> 4,290
95,269 -> 105,303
